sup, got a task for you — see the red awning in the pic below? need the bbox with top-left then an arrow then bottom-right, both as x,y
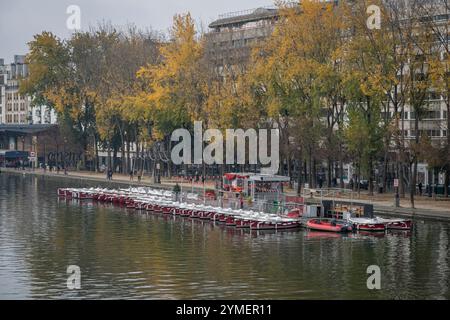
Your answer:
224,173 -> 236,180
224,173 -> 251,180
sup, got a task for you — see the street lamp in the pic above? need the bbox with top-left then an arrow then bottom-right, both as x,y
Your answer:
156,162 -> 161,184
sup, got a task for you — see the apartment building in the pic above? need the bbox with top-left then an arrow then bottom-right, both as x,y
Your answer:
0,55 -> 31,124
205,6 -> 281,72
0,59 -> 6,124
0,56 -> 56,125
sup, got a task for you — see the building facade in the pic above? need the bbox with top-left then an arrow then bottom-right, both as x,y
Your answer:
0,55 -> 31,125
205,7 -> 280,73
0,55 -> 57,125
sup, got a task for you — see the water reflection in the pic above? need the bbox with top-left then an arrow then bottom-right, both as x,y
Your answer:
0,173 -> 449,299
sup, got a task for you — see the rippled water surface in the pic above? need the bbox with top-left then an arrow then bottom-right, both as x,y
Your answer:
0,173 -> 449,299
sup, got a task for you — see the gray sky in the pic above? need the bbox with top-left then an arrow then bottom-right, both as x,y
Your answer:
0,0 -> 273,62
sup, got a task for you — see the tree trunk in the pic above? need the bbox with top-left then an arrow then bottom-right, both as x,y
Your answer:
382,152 -> 388,191
296,150 -> 303,195
327,158 -> 332,188
411,159 -> 417,208
368,156 -> 374,196
113,148 -> 118,173
126,140 -> 131,173
94,134 -> 99,172
308,148 -> 313,188
399,163 -> 406,198
121,142 -> 126,174
287,154 -> 292,188
445,170 -> 449,198
339,157 -> 344,189
107,146 -> 111,169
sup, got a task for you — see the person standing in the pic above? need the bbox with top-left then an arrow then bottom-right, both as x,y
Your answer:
129,170 -> 134,181
418,182 -> 423,196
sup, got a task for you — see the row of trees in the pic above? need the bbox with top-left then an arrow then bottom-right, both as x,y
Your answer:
21,0 -> 449,206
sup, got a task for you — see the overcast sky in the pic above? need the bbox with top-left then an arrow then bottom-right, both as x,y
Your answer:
0,0 -> 273,62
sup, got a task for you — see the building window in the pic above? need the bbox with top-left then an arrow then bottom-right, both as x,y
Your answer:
424,111 -> 441,119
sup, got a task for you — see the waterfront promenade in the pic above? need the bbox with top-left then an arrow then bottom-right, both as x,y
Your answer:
2,167 -> 450,221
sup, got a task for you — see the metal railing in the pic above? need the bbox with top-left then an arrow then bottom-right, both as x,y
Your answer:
218,6 -> 278,20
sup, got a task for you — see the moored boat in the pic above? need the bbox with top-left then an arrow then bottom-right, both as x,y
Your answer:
375,216 -> 412,230
56,187 -> 302,234
348,217 -> 386,232
306,219 -> 353,233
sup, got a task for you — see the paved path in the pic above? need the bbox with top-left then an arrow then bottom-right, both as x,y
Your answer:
2,167 -> 450,221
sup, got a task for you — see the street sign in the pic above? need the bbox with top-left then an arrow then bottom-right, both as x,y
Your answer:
30,151 -> 36,157
394,179 -> 399,187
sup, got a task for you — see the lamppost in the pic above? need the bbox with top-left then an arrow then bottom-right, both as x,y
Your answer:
156,162 -> 161,184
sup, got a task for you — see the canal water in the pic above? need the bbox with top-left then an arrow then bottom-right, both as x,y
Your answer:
0,172 -> 449,299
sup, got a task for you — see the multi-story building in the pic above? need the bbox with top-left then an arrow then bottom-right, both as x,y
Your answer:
205,6 -> 281,73
0,59 -> 6,124
0,56 -> 56,125
0,55 -> 31,125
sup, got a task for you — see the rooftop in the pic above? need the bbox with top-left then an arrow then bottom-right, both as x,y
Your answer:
209,7 -> 280,28
0,124 -> 57,135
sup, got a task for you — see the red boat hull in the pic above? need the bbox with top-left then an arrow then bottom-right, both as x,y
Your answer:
306,219 -> 352,233
353,223 -> 386,232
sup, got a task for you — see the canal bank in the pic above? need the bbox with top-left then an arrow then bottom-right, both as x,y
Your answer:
2,168 -> 450,222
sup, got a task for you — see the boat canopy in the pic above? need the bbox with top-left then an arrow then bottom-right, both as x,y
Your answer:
248,174 -> 290,182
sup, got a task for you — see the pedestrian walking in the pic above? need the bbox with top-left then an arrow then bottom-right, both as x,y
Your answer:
129,170 -> 134,181
418,182 -> 423,196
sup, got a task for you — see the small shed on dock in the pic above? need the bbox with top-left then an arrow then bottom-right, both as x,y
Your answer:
322,200 -> 374,219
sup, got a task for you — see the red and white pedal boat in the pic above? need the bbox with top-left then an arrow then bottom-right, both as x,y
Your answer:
348,217 -> 386,232
375,217 -> 413,230
249,216 -> 302,230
